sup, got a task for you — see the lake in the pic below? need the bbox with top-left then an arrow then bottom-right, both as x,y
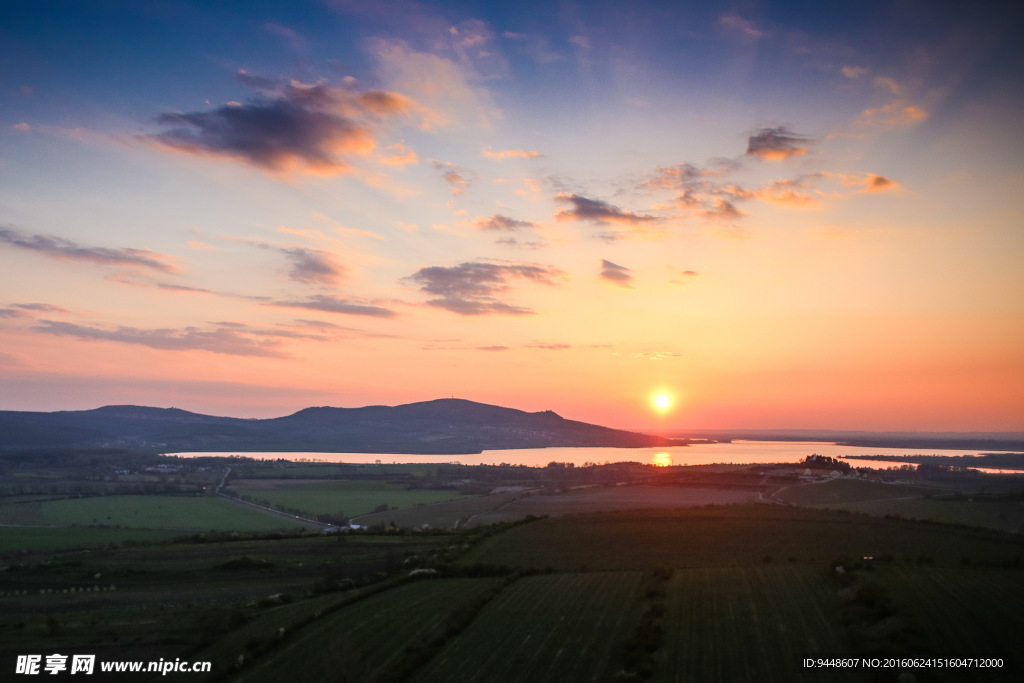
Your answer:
170,440 -> 1019,473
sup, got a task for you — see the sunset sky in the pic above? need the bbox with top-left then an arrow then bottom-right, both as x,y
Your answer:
1,0 -> 1022,431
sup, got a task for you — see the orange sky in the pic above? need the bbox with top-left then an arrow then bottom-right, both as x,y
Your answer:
1,0 -> 1022,431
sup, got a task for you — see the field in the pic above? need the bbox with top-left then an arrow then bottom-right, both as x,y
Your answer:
2,453 -> 1023,682
774,478 -> 942,506
411,572 -> 644,683
465,484 -> 759,525
776,478 -> 1024,533
230,577 -> 504,683
458,505 -> 1024,571
0,525 -> 184,553
228,479 -> 464,518
352,492 -> 525,529
660,565 -> 861,683
0,495 -> 305,533
878,566 -> 1024,682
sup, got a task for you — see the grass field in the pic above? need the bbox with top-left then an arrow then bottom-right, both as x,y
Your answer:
0,525 -> 184,553
410,572 -> 645,683
877,566 -> 1024,682
808,497 -> 1024,534
0,495 -> 304,532
230,577 -> 503,683
352,492 -> 523,529
660,565 -> 860,682
459,505 -> 1024,570
3,497 -> 1023,682
774,478 -> 941,506
466,484 -> 759,525
229,479 -> 464,518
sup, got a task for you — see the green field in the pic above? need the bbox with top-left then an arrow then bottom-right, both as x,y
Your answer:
3,499 -> 1023,682
411,572 -> 644,683
809,497 -> 1024,533
459,505 -> 1024,570
0,525 -> 184,552
230,577 -> 503,683
465,484 -> 758,525
352,492 -> 524,529
877,566 -> 1024,682
229,479 -> 464,518
660,565 -> 860,682
0,495 -> 304,532
775,478 -> 941,506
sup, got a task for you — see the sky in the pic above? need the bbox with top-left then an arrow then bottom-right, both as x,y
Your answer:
1,0 -> 1022,432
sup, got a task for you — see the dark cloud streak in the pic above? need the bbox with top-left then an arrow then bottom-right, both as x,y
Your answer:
0,226 -> 176,272
404,261 -> 562,315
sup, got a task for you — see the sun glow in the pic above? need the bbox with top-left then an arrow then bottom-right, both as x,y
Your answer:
652,392 -> 673,414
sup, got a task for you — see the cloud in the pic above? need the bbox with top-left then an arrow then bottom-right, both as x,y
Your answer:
646,164 -> 752,220
841,66 -> 867,79
860,174 -> 899,193
0,308 -> 29,319
279,247 -> 345,285
144,73 -> 425,176
433,161 -> 471,194
472,214 -> 534,231
750,178 -> 821,207
379,142 -> 419,166
495,237 -> 545,249
0,226 -> 176,272
263,22 -> 307,52
9,302 -> 70,314
404,261 -> 563,315
0,351 -> 29,367
857,103 -> 929,128
669,269 -> 699,284
822,172 -> 902,194
35,320 -> 288,357
631,351 -> 682,361
647,163 -> 837,221
555,194 -> 658,226
746,127 -> 812,161
481,147 -> 542,160
600,260 -> 633,287
267,294 -> 398,318
476,345 -> 510,352
243,240 -> 346,285
372,39 -> 494,129
717,13 -> 765,40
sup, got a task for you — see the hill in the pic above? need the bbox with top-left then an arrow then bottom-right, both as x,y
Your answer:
0,398 -> 682,454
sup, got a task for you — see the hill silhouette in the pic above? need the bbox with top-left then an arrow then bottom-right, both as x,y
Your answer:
0,398 -> 683,454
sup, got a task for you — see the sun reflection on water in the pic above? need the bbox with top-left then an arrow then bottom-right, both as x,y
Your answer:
652,451 -> 672,467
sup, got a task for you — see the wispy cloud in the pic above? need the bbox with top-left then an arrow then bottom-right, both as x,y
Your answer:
433,161 -> 472,194
555,194 -> 658,226
143,72 -> 426,176
0,226 -> 176,272
481,147 -> 542,160
267,294 -> 398,318
717,13 -> 766,41
35,320 -> 288,357
599,260 -> 633,287
8,302 -> 70,314
857,103 -> 929,128
279,247 -> 345,285
471,214 -> 535,231
746,126 -> 812,161
404,261 -> 563,315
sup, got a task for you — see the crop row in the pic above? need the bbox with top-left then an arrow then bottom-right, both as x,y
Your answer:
411,572 -> 645,683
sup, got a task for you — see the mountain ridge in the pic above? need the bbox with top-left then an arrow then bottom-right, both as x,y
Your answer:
0,398 -> 682,454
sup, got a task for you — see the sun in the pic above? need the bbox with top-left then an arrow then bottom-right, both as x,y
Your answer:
653,393 -> 673,413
